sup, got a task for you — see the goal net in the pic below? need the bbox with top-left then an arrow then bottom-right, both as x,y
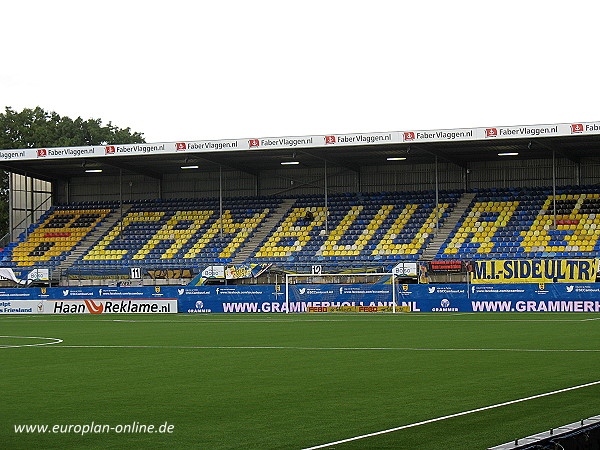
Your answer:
284,272 -> 410,313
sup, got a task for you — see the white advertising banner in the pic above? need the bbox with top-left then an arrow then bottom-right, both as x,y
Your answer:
481,124 -> 561,139
174,140 -> 241,152
244,135 -> 321,150
321,132 -> 400,147
0,121 -> 599,162
40,299 -> 178,314
202,265 -> 226,279
0,268 -> 27,284
401,128 -> 477,143
27,268 -> 50,281
393,262 -> 418,277
0,300 -> 41,314
0,299 -> 178,314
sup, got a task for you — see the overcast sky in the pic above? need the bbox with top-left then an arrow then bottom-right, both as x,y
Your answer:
2,1 -> 598,145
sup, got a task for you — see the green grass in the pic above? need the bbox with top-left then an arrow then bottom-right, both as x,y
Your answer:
1,313 -> 599,449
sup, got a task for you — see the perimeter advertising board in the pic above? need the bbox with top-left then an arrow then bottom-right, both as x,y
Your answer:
176,283 -> 600,313
0,300 -> 41,314
48,300 -> 176,314
0,287 -> 178,314
1,284 -> 600,314
0,299 -> 176,314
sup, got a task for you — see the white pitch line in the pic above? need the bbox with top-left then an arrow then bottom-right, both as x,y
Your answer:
0,335 -> 63,348
49,345 -> 600,352
0,317 -> 596,324
302,379 -> 600,450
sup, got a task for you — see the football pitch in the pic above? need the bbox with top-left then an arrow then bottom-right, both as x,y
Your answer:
2,312 -> 599,449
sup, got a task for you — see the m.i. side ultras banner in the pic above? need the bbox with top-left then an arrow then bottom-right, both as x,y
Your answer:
471,259 -> 598,284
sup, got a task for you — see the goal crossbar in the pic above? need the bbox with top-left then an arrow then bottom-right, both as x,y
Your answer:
284,272 -> 399,313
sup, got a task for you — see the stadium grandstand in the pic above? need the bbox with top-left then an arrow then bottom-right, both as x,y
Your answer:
3,122 -> 599,450
0,121 -> 599,285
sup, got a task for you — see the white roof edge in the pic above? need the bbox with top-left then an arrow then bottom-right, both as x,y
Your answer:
0,121 -> 598,162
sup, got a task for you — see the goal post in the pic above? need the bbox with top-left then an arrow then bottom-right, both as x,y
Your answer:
285,272 -> 409,313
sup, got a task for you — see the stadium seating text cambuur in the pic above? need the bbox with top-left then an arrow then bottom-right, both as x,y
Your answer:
1,186 -> 599,273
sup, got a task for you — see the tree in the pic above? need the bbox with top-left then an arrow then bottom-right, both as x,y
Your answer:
0,106 -> 145,149
0,106 -> 145,238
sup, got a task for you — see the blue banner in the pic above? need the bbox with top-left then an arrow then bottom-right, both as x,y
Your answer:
1,283 -> 599,313
0,286 -> 176,301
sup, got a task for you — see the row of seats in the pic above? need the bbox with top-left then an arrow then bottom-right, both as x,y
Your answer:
1,187 -> 599,270
439,187 -> 600,259
250,193 -> 455,263
2,207 -> 112,267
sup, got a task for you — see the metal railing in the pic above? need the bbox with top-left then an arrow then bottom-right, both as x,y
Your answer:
4,196 -> 53,246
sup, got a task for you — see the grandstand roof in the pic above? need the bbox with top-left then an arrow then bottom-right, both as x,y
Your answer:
2,121 -> 600,181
